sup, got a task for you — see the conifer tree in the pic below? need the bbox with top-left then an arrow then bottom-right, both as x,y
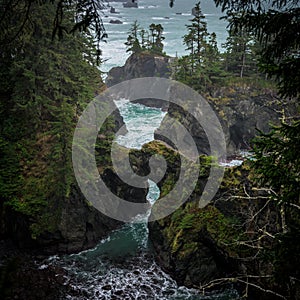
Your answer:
222,23 -> 258,78
125,22 -> 165,55
175,2 -> 224,92
125,21 -> 142,53
149,23 -> 165,54
183,2 -> 209,66
0,0 -> 101,237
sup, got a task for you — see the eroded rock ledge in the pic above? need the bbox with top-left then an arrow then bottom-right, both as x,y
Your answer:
106,52 -> 173,87
106,52 -> 297,158
141,142 -> 283,298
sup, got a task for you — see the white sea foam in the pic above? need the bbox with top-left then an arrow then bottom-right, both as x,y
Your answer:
101,0 -> 228,70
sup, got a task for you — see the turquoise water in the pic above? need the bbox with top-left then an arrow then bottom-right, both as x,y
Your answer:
43,3 -> 238,297
43,100 -> 239,299
114,99 -> 167,149
100,0 -> 228,72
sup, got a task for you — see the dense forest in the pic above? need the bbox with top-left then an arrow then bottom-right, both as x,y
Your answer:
0,0 -> 299,299
0,1 -> 104,238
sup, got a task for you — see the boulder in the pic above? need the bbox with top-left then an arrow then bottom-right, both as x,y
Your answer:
106,52 -> 173,87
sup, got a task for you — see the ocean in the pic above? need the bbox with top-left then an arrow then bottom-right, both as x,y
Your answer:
100,0 -> 228,72
40,3 -> 238,298
43,101 -> 239,299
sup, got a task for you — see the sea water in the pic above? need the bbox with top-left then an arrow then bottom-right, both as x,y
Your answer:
43,100 -> 239,299
42,2 -> 240,298
100,0 -> 228,73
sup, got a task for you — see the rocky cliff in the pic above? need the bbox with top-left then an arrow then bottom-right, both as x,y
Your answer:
106,52 -> 173,87
138,142 -> 283,298
124,140 -> 283,297
156,87 -> 297,157
106,52 -> 297,157
105,52 -> 299,298
1,105 -> 148,254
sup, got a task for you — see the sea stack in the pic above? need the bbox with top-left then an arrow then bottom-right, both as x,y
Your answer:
123,0 -> 138,8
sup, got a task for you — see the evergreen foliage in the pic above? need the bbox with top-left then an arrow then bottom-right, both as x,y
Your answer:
0,0 -> 107,62
125,21 -> 165,55
214,0 -> 300,297
215,0 -> 300,98
222,19 -> 260,78
125,21 -> 142,53
0,1 -> 102,237
172,2 -> 226,92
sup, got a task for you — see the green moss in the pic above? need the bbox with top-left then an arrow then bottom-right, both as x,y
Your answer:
171,229 -> 183,253
180,242 -> 199,258
160,183 -> 249,259
178,213 -> 195,229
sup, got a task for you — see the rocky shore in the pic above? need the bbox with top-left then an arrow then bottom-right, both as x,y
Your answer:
106,52 -> 298,298
1,51 -> 298,299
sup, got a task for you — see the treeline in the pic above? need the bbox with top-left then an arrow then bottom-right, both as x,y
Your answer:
125,21 -> 165,55
0,1 -> 102,237
174,3 -> 263,93
127,2 -> 265,94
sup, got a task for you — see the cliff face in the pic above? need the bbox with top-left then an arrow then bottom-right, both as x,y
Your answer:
126,140 -> 281,297
143,143 -> 282,298
207,87 -> 297,155
156,89 -> 296,157
106,52 -> 173,87
106,52 -> 297,156
104,52 -> 299,297
1,106 -> 148,254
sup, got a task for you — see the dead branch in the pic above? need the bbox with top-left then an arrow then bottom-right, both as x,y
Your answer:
197,275 -> 287,300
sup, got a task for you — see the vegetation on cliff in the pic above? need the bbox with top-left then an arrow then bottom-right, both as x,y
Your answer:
0,1 -> 103,239
148,1 -> 299,299
125,21 -> 166,55
0,0 -> 298,299
171,2 -> 274,95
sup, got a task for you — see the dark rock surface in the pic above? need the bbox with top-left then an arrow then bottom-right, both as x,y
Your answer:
0,253 -> 69,299
36,184 -> 124,254
109,19 -> 123,24
156,89 -> 297,157
1,169 -> 125,256
107,52 -> 297,157
208,89 -> 297,155
148,162 -> 282,298
0,103 -> 144,255
106,52 -> 173,87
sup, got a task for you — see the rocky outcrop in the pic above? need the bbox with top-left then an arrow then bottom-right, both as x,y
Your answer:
148,157 -> 283,298
106,52 -> 173,87
156,88 -> 297,157
36,184 -> 123,254
1,104 -> 147,254
141,141 -> 299,299
2,184 -> 122,254
207,87 -> 297,154
106,52 -> 297,157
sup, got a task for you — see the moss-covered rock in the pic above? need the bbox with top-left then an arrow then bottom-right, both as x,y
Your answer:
148,161 -> 282,297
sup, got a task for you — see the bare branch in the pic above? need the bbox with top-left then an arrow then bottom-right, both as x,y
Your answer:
197,275 -> 287,300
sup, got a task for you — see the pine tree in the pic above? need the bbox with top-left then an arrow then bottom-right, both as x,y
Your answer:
175,2 -> 224,92
149,23 -> 165,54
184,2 -> 209,66
0,0 -> 102,237
125,21 -> 142,53
125,22 -> 165,55
222,23 -> 257,78
140,28 -> 149,50
203,32 -> 227,89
